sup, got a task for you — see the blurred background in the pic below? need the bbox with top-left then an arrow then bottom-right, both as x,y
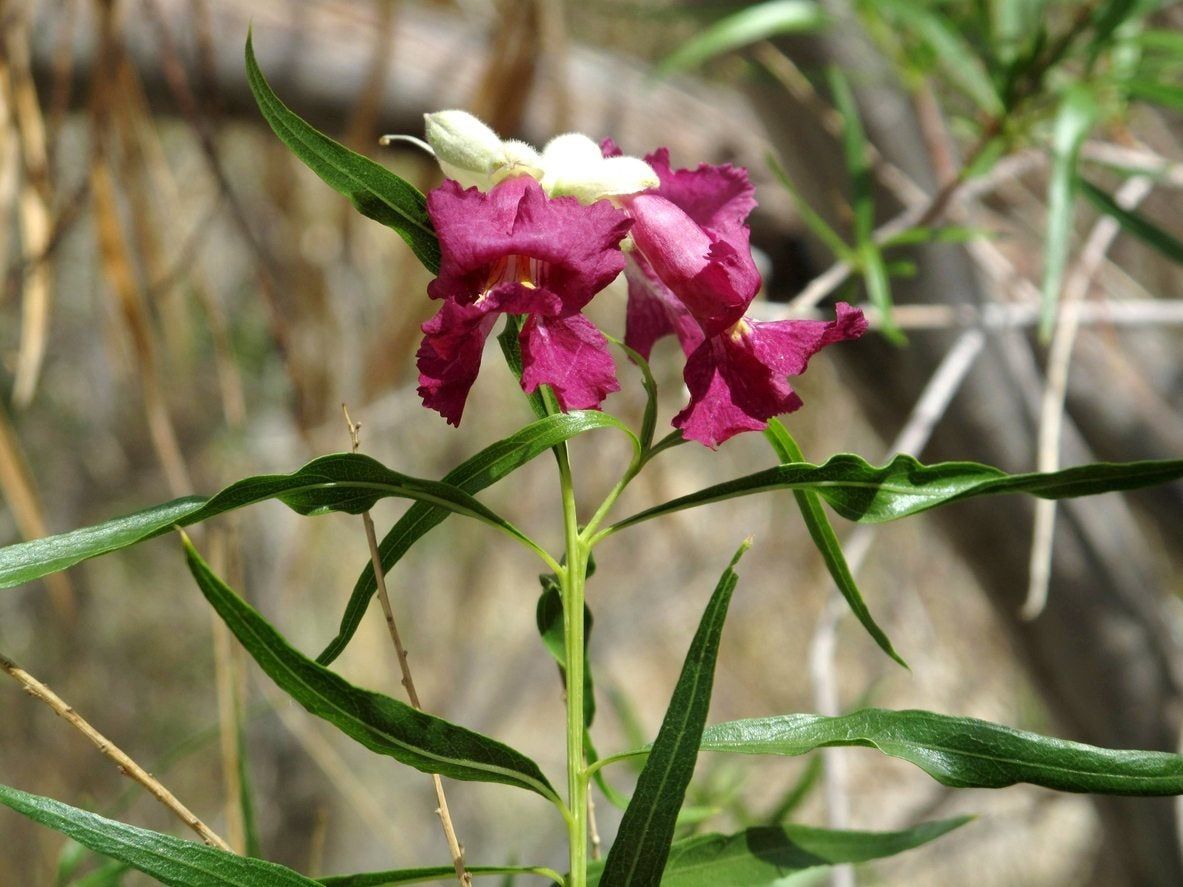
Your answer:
1,0 -> 1182,884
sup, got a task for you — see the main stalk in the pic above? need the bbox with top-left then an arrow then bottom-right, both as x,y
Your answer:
556,446 -> 588,886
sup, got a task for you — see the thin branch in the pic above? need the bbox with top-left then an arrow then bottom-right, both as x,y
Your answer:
1021,175 -> 1154,620
0,650 -> 233,852
755,298 -> 1183,329
342,405 -> 472,887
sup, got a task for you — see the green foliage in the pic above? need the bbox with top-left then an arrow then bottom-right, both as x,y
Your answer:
658,1 -> 825,73
694,709 -> 1183,794
598,541 -> 749,886
315,411 -> 634,664
1041,85 -> 1099,339
0,451 -> 566,590
318,866 -> 562,886
244,32 -> 440,272
589,817 -> 971,886
182,536 -> 561,805
1079,177 -> 1183,265
0,784 -> 319,886
764,421 -> 905,667
604,452 -> 1183,535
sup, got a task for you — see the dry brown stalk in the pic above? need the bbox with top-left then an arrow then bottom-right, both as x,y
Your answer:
0,399 -> 77,623
342,404 -> 472,887
0,650 -> 233,852
3,12 -> 55,409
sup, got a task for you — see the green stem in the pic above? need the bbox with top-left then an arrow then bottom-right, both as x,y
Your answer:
556,444 -> 588,887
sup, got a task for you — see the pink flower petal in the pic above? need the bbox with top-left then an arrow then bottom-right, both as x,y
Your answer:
673,304 -> 866,448
427,176 -> 630,312
644,147 -> 757,233
627,193 -> 758,336
624,258 -> 704,359
416,299 -> 500,427
520,314 -> 620,411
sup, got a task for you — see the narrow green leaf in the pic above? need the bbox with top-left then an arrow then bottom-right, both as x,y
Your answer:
859,243 -> 905,345
1133,29 -> 1183,57
874,0 -> 1003,113
827,68 -> 874,247
536,570 -> 596,728
244,32 -> 440,272
764,422 -> 905,667
69,860 -> 130,887
182,537 -> 561,804
0,450 -> 563,591
1079,177 -> 1183,265
316,411 -> 632,664
602,453 -> 1183,536
497,316 -> 557,421
694,709 -> 1183,795
1041,86 -> 1098,339
0,783 -> 319,886
826,69 -> 903,343
588,816 -> 971,886
1125,78 -> 1183,111
659,1 -> 825,74
766,154 -> 853,261
882,225 -> 985,248
599,541 -> 751,886
318,866 -> 563,886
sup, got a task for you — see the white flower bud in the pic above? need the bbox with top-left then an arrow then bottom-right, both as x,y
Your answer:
540,133 -> 658,203
423,110 -> 505,189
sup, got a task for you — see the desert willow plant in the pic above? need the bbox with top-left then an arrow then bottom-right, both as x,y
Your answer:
3,33 -> 1183,887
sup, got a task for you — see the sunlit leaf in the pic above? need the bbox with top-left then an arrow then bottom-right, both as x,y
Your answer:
1079,177 -> 1183,265
318,865 -> 562,886
0,783 -> 319,886
316,411 -> 635,664
245,32 -> 440,272
598,541 -> 751,886
696,710 -> 1183,794
0,450 -> 568,591
874,0 -> 1003,113
659,1 -> 825,74
1041,86 -> 1098,339
764,421 -> 905,667
601,708 -> 1183,796
588,816 -> 971,886
602,453 -> 1183,536
766,154 -> 853,262
183,537 -> 561,804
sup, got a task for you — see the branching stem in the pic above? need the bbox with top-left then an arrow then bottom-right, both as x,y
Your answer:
343,405 -> 472,887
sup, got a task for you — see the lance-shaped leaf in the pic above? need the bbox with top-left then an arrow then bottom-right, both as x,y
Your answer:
765,421 -> 905,668
601,453 -> 1183,536
599,541 -> 751,886
0,783 -> 319,886
182,536 -> 560,804
245,32 -> 440,272
0,452 -> 546,590
659,0 -> 825,74
318,411 -> 634,663
1079,177 -> 1183,266
319,865 -> 563,886
588,816 -> 971,886
536,567 -> 596,728
593,709 -> 1183,796
1041,86 -> 1098,339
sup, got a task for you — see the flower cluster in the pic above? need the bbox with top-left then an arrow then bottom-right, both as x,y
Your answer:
416,111 -> 865,447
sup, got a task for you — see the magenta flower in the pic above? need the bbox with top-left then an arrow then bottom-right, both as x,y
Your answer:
620,147 -> 866,447
417,175 -> 631,425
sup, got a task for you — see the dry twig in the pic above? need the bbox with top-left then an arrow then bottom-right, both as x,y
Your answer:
342,404 -> 472,887
0,650 -> 233,852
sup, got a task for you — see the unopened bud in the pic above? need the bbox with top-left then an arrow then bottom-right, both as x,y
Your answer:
424,111 -> 505,189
